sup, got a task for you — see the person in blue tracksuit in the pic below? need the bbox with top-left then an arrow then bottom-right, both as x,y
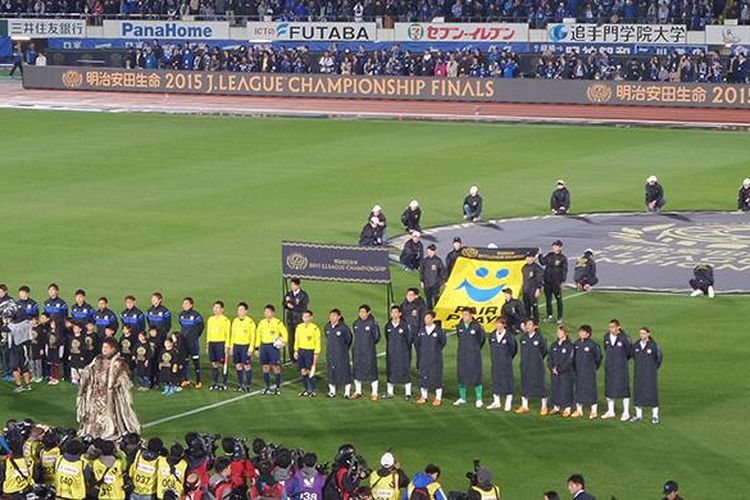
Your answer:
147,291 -> 172,341
92,297 -> 118,341
70,289 -> 95,328
404,464 -> 447,500
121,295 -> 146,336
179,297 -> 204,388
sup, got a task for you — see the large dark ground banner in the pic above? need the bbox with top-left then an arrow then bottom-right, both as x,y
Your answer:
282,241 -> 391,284
390,212 -> 750,293
22,65 -> 750,109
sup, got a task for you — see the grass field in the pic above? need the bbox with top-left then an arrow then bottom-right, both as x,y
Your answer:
1,109 -> 749,498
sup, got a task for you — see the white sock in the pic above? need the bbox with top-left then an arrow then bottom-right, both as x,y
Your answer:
708,286 -> 715,298
563,406 -> 571,414
521,396 -> 529,408
420,388 -> 428,399
607,398 -> 615,414
652,407 -> 659,418
387,383 -> 394,396
493,394 -> 501,405
635,406 -> 643,418
504,395 -> 513,411
405,383 -> 412,396
354,380 -> 362,394
371,381 -> 378,396
541,398 -> 548,411
576,403 -> 583,413
591,404 -> 598,414
328,384 -> 335,395
553,405 -> 560,412
435,388 -> 443,400
623,398 -> 631,414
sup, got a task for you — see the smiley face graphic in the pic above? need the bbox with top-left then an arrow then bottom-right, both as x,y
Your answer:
456,266 -> 510,302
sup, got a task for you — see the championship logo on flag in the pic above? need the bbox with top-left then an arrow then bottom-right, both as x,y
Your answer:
434,247 -> 533,332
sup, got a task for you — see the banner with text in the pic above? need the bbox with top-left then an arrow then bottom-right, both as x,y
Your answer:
434,248 -> 533,332
705,25 -> 750,46
394,22 -> 529,43
281,241 -> 391,284
247,21 -> 377,42
22,66 -> 750,109
547,23 -> 688,44
102,20 -> 229,40
2,18 -> 85,38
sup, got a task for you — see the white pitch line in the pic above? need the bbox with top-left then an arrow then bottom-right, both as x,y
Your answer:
143,291 -> 587,429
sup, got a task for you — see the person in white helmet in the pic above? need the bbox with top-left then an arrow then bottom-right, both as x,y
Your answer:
369,205 -> 387,239
645,175 -> 666,213
463,186 -> 483,222
738,178 -> 750,211
359,216 -> 384,246
401,200 -> 422,233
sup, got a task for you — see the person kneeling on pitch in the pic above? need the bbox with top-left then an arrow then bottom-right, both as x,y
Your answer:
645,175 -> 666,213
257,304 -> 288,396
738,178 -> 750,211
631,326 -> 663,425
295,310 -> 321,397
689,263 -> 715,298
463,185 -> 483,222
550,180 -> 570,215
487,317 -> 517,411
574,249 -> 598,292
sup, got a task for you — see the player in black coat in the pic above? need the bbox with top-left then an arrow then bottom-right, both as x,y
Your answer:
574,249 -> 598,291
325,309 -> 353,398
539,240 -> 568,322
547,324 -> 575,417
400,200 -> 422,232
399,232 -> 424,271
738,178 -> 750,211
601,319 -> 633,421
550,180 -> 570,215
645,175 -> 666,212
631,326 -> 663,424
420,246 -> 446,310
384,305 -> 413,400
487,317 -> 517,411
572,324 -> 602,419
689,263 -> 715,298
516,319 -> 549,415
284,279 -> 310,362
453,308 -> 485,408
415,311 -> 446,406
351,305 -> 381,401
401,288 -> 425,370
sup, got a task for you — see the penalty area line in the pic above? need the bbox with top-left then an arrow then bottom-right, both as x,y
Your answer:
143,291 -> 587,430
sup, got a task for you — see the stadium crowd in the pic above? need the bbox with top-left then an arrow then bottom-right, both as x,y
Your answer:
0,419 -> 686,500
0,0 -> 746,26
119,41 -> 750,82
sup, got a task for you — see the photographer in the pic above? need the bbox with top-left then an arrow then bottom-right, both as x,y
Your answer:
186,433 -> 217,490
466,467 -> 501,500
405,464 -> 446,500
91,439 -> 128,500
0,436 -> 42,499
129,437 -> 164,500
208,457 -> 234,499
369,452 -> 409,500
156,444 -> 189,500
325,444 -> 369,500
287,452 -> 326,500
222,436 -> 256,496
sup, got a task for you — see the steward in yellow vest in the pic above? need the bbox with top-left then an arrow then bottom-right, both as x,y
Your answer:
156,445 -> 189,499
128,438 -> 164,498
39,431 -> 62,487
369,452 -> 409,500
54,439 -> 92,500
0,438 -> 41,499
466,468 -> 501,500
91,441 -> 127,500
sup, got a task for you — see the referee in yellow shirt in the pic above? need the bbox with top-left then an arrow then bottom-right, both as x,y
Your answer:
230,302 -> 256,392
206,301 -> 231,391
256,304 -> 288,395
294,310 -> 322,397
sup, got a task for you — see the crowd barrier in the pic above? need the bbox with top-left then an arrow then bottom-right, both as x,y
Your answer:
23,66 -> 750,109
22,65 -> 750,109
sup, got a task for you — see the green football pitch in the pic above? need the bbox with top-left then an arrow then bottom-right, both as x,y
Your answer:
1,109 -> 748,498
